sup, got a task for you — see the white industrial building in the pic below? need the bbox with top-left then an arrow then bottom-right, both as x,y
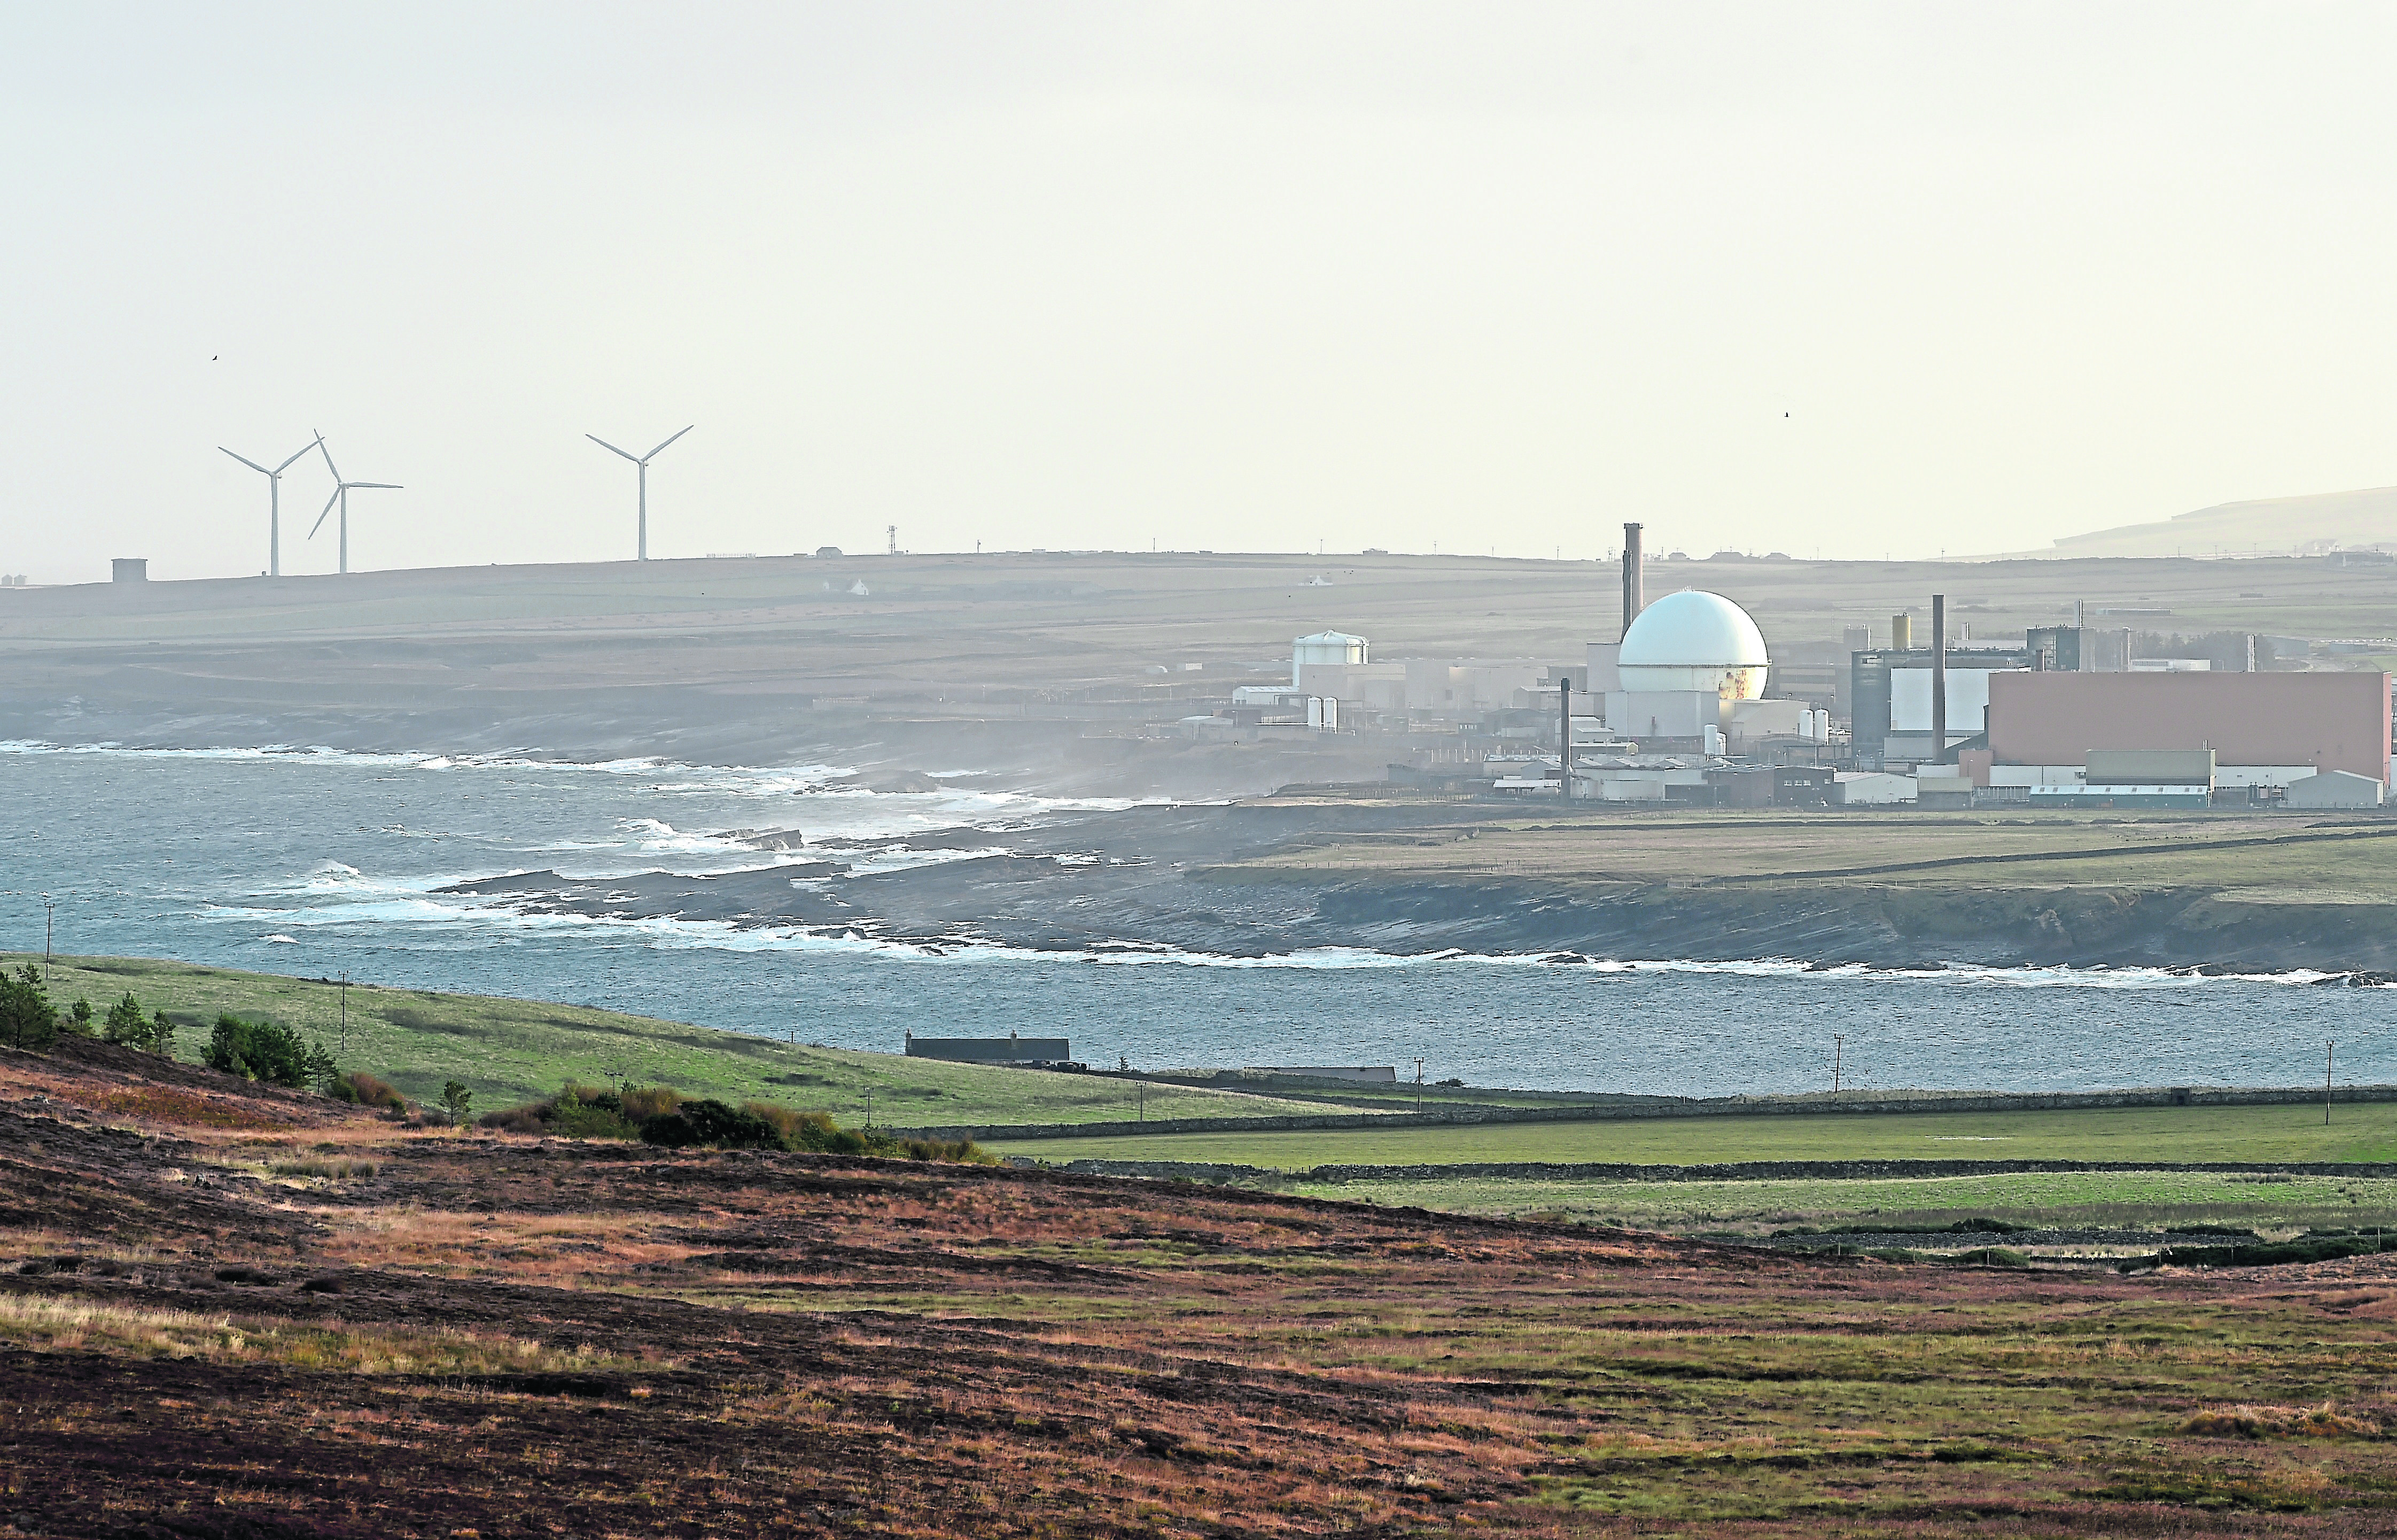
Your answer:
1290,631 -> 1368,687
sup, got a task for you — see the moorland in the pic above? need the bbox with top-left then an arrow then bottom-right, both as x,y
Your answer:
21,1013 -> 2397,1536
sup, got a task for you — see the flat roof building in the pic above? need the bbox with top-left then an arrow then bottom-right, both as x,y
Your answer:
1986,672 -> 2392,784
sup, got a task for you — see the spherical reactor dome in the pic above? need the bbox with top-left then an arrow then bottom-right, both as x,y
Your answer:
1617,589 -> 1771,699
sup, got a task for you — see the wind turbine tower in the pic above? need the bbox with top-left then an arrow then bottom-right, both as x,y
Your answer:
219,436 -> 322,577
309,436 -> 401,574
587,425 -> 694,560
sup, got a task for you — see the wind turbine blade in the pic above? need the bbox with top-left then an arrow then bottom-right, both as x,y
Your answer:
315,434 -> 343,484
587,434 -> 640,462
219,447 -> 271,475
351,483 -> 402,490
275,435 -> 322,473
309,487 -> 339,537
645,424 -> 695,460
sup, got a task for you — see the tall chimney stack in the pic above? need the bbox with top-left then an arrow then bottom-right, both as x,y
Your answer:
1621,523 -> 1644,640
1931,593 -> 1948,766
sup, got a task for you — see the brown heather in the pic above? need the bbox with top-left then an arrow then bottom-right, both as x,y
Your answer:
14,1033 -> 2397,1535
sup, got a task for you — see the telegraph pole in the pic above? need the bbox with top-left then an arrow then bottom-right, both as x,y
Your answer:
337,971 -> 349,1055
1833,1035 -> 1845,1096
2328,1040 -> 2337,1126
41,895 -> 53,982
1415,1057 -> 1427,1115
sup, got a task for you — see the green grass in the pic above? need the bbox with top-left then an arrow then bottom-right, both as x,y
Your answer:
1299,1169 -> 2397,1236
989,1098 -> 2397,1168
10,954 -> 1353,1126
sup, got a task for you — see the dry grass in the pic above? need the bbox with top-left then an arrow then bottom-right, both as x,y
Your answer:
0,1291 -> 640,1378
96,1084 -> 295,1131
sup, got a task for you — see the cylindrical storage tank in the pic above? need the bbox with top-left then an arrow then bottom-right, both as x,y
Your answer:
1616,590 -> 1771,700
1291,630 -> 1368,686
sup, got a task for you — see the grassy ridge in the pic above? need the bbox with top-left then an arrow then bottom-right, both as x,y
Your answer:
4,954 -> 1349,1126
989,1098 -> 2397,1166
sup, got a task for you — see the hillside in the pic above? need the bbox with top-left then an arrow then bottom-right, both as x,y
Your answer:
2001,485 -> 2397,561
8,549 -> 2397,795
15,1031 -> 2397,1534
3,954 -> 1348,1127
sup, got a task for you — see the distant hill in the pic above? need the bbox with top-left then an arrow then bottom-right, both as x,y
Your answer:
1995,486 -> 2397,559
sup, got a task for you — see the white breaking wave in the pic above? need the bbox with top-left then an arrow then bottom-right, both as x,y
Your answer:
177,885 -> 2397,987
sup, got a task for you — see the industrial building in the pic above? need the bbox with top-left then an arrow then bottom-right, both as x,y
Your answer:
1981,672 -> 2390,787
905,1032 -> 1073,1065
1238,527 -> 2395,814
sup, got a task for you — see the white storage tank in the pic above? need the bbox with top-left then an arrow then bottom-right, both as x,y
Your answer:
1617,590 -> 1769,699
1292,630 -> 1368,686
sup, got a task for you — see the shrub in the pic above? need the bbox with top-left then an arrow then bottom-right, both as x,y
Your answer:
479,1106 -> 548,1134
898,1135 -> 998,1165
477,1083 -> 643,1140
204,1014 -> 332,1088
639,1099 -> 788,1152
619,1084 -> 681,1121
333,1072 -> 409,1114
0,966 -> 58,1052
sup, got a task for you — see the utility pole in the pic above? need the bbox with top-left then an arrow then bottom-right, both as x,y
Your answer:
2328,1040 -> 2337,1126
864,1087 -> 874,1128
1415,1057 -> 1427,1115
42,895 -> 55,982
337,971 -> 349,1055
1137,1081 -> 1145,1122
1833,1035 -> 1845,1096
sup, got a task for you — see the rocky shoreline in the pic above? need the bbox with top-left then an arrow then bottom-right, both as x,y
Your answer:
430,801 -> 2397,974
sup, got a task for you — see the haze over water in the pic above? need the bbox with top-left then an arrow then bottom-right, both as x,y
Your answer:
3,743 -> 2390,1098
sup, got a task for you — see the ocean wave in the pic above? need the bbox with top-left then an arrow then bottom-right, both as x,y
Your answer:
167,888 -> 2397,986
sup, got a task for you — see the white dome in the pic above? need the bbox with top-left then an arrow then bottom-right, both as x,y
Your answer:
1618,589 -> 1770,699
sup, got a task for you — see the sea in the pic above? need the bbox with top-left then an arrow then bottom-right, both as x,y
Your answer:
4,741 -> 2393,1097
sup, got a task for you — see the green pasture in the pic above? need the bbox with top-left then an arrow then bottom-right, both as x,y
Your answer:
988,1098 -> 2397,1168
5,954 -> 1347,1125
1302,1169 -> 2397,1237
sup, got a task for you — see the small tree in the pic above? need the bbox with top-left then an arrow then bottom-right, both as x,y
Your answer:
439,1080 -> 473,1121
146,1009 -> 176,1059
103,992 -> 149,1044
0,966 -> 57,1053
61,998 -> 96,1038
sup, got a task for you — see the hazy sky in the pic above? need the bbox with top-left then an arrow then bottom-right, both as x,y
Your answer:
7,3 -> 2397,580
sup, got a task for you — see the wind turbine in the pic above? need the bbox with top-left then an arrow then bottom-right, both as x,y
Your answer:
219,436 -> 322,577
308,435 -> 400,575
586,425 -> 692,560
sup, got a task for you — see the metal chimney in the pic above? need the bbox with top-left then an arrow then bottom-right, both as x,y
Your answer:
1931,593 -> 1948,766
1621,523 -> 1644,640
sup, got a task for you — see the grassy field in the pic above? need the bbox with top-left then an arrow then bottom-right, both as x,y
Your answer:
3,953 -> 1351,1126
1231,810 -> 2397,898
1299,1169 -> 2397,1237
989,1098 -> 2397,1167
